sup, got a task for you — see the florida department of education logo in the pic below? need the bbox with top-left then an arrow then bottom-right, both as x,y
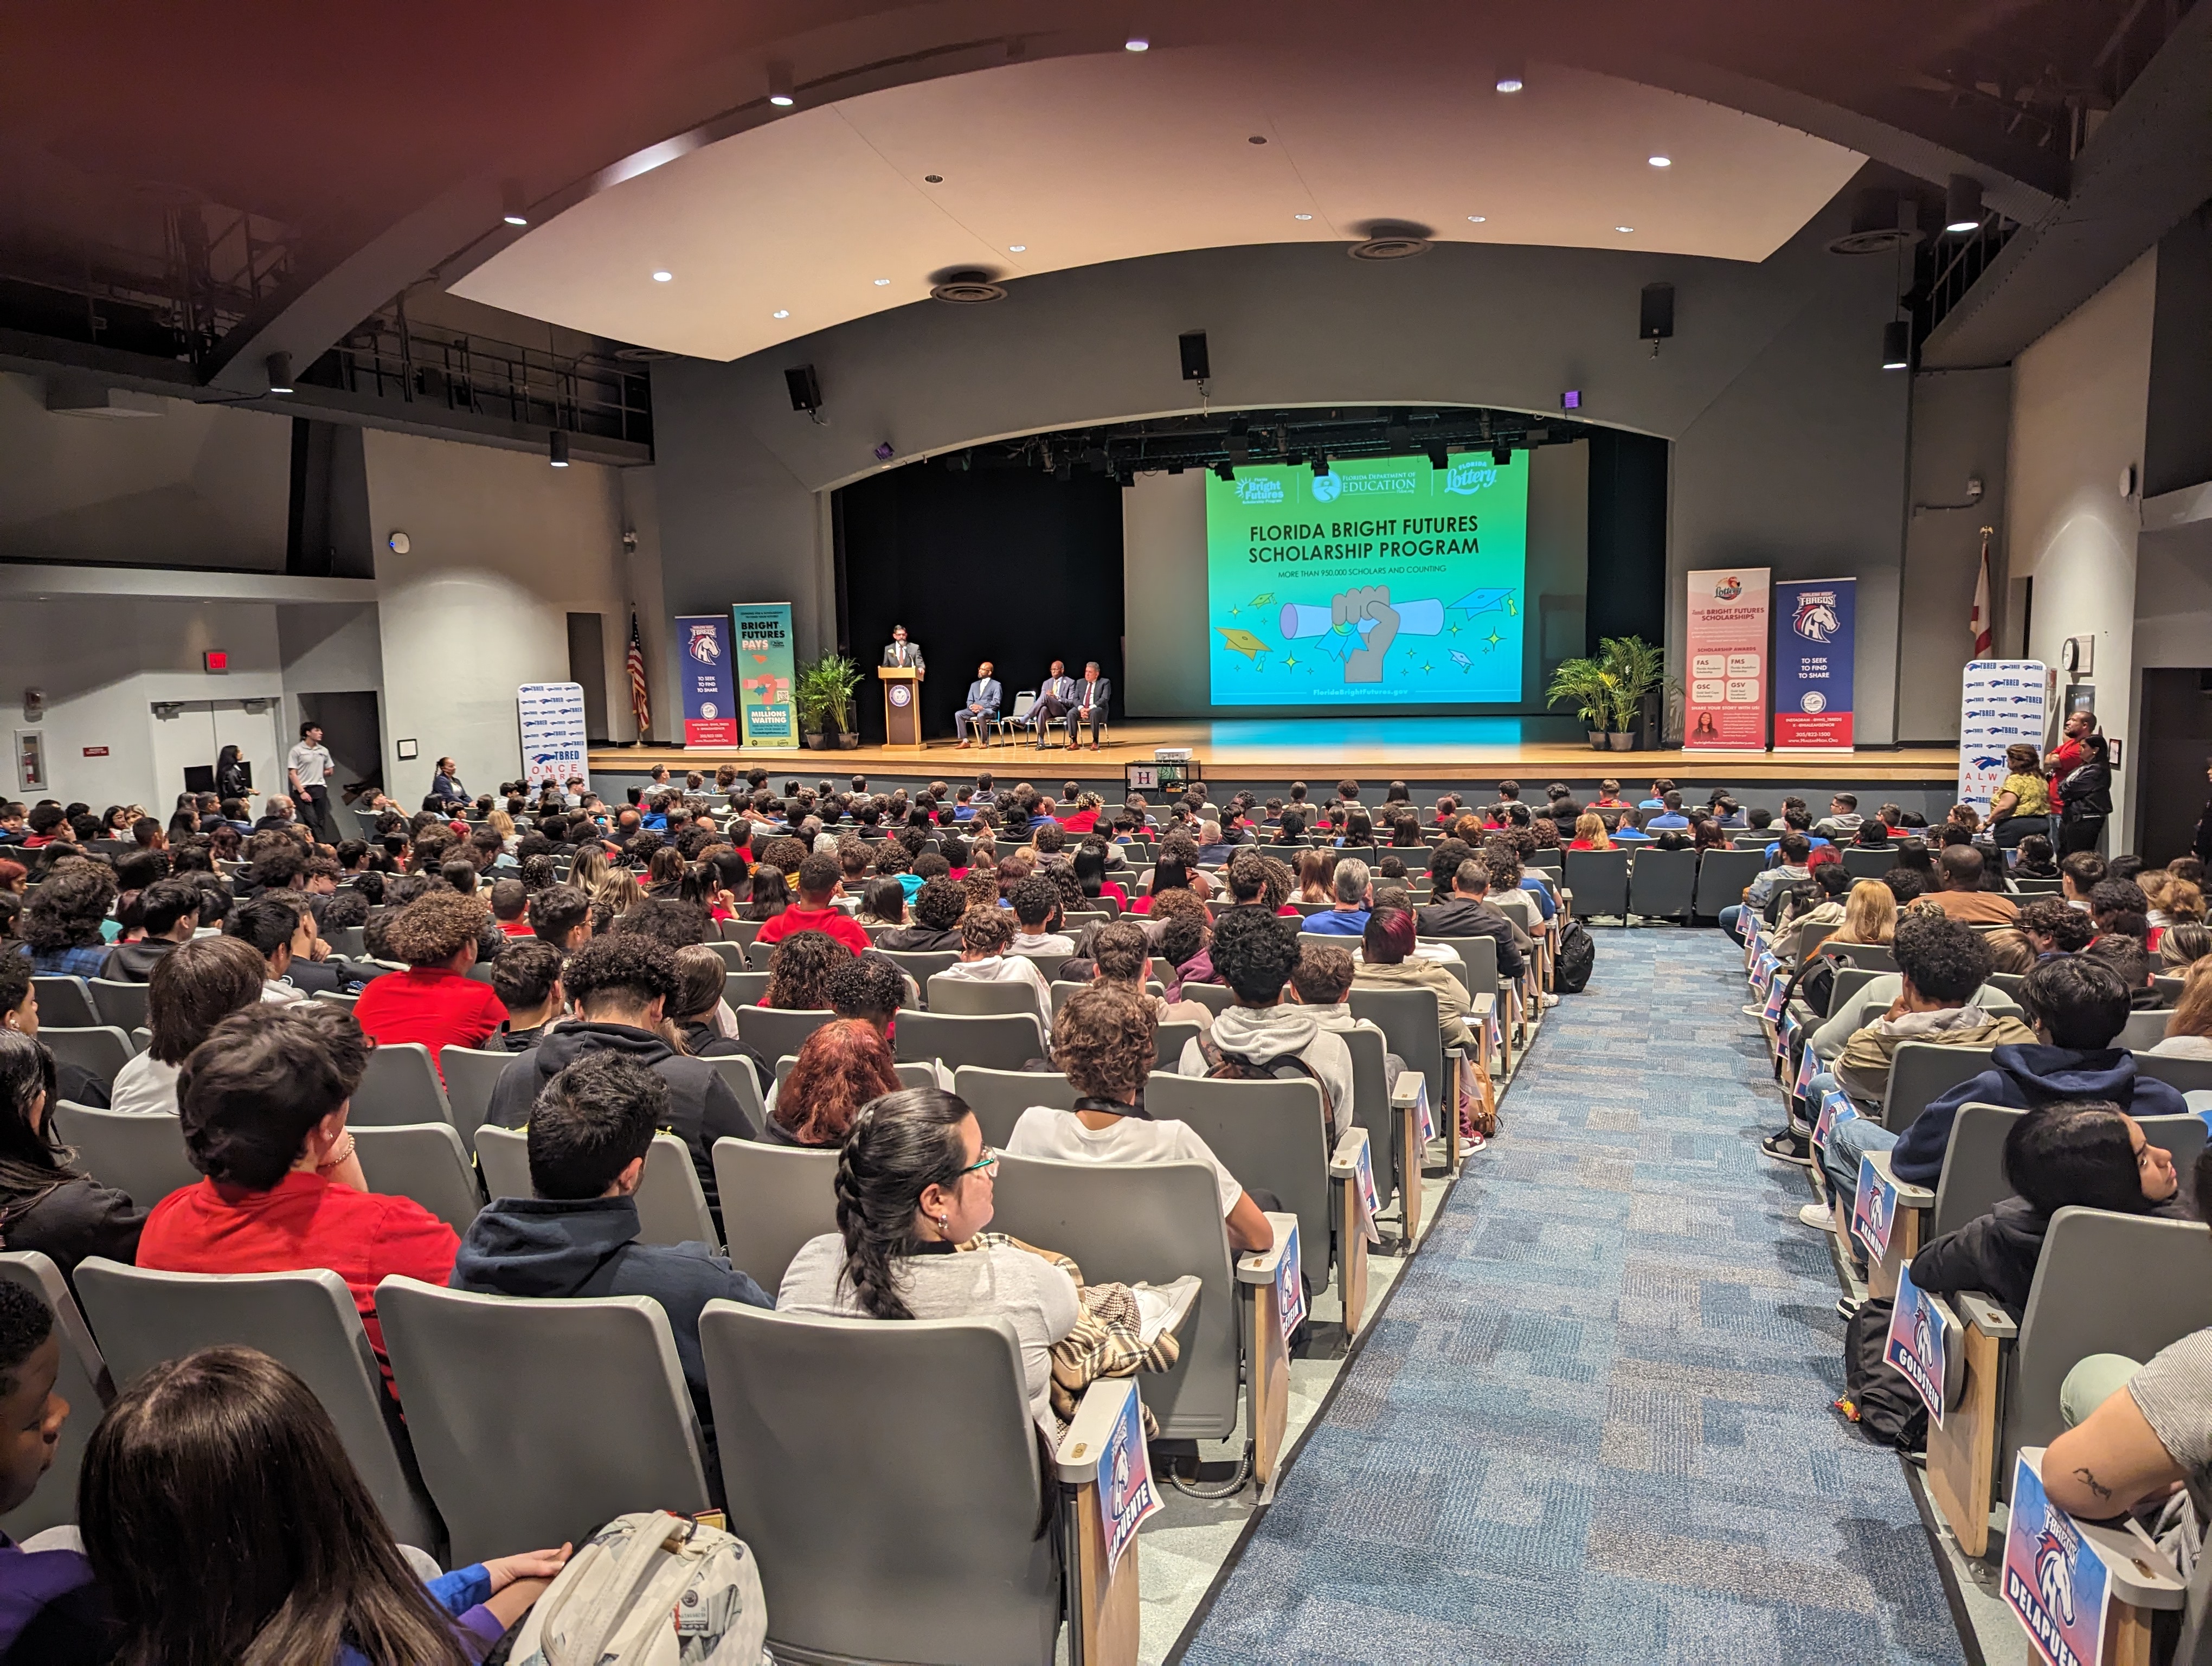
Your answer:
686,624 -> 722,664
1792,591 -> 1842,643
1310,473 -> 1342,503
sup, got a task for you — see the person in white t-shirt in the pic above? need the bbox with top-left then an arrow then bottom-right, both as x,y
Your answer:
107,935 -> 268,1116
1007,981 -> 1274,1253
1006,875 -> 1075,957
286,720 -> 336,837
933,907 -> 1052,1036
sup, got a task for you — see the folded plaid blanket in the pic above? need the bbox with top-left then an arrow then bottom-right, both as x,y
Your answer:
959,1232 -> 1181,1433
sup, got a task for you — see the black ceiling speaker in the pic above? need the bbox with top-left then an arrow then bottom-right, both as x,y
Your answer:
1639,282 -> 1675,343
1179,330 -> 1211,381
784,365 -> 822,413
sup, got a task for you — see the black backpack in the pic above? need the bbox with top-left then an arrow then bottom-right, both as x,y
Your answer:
1554,919 -> 1596,994
1842,1296 -> 1927,1449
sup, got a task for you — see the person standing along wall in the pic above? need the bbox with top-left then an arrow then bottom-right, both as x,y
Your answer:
286,722 -> 334,838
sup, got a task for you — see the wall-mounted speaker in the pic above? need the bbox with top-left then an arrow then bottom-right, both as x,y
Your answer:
1178,330 -> 1211,381
1639,283 -> 1675,342
785,364 -> 822,413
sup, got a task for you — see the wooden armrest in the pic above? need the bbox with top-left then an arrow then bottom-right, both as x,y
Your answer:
1954,1291 -> 2017,1340
1327,1124 -> 1368,1180
1054,1377 -> 1143,1666
1235,1212 -> 1300,1285
1329,1129 -> 1373,1330
1054,1377 -> 1136,1483
1867,1151 -> 1933,1210
1237,1212 -> 1301,1502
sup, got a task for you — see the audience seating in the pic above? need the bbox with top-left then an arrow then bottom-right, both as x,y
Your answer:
1350,984 -> 1478,1168
474,1127 -> 713,1247
927,977 -> 1045,1018
1829,941 -> 1898,973
2152,974 -> 2186,1004
1625,846 -> 1697,922
86,977 -> 149,1031
0,1251 -> 112,1537
30,974 -> 99,1027
436,1046 -> 509,1144
950,1065 -> 1079,1146
700,1303 -> 1136,1666
1926,1209 -> 2212,1558
895,1011 -> 1044,1072
1155,1018 -> 1201,1071
40,1024 -> 135,1082
878,949 -> 959,987
1877,1041 -> 2000,1133
1563,849 -> 1628,920
331,925 -> 368,958
377,1277 -> 712,1566
1339,1025 -> 1427,1244
708,939 -> 751,974
75,1259 -> 444,1553
1049,978 -> 1167,1015
708,1053 -> 768,1138
351,1041 -> 453,1127
1176,982 -> 1232,1016
1840,848 -> 1895,880
710,1138 -> 835,1291
2118,1009 -> 2175,1050
725,969 -> 770,1005
2137,1052 -> 2212,1095
1691,849 -> 1766,918
52,1101 -> 200,1206
719,919 -> 765,951
352,1123 -> 483,1235
735,1003 -> 835,1062
312,989 -> 361,1012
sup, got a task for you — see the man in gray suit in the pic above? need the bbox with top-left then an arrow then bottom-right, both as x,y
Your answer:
1028,659 -> 1077,746
1065,661 -> 1111,751
880,624 -> 924,673
954,661 -> 1002,747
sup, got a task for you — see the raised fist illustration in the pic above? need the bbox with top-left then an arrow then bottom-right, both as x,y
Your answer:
1333,586 -> 1399,683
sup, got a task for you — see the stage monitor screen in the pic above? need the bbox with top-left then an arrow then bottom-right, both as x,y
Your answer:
1204,452 -> 1527,708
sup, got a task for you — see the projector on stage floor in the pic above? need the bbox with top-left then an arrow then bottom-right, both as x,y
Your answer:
1154,747 -> 1193,762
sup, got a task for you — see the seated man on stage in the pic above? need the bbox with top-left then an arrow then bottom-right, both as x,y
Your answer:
954,661 -> 1001,748
1064,661 -> 1110,751
1028,659 -> 1078,747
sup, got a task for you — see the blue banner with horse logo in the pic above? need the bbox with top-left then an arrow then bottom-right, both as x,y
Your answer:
1885,1263 -> 1949,1427
1773,577 -> 1856,751
1851,1154 -> 1897,1260
1097,1382 -> 1160,1578
674,614 -> 738,747
2003,1451 -> 2110,1666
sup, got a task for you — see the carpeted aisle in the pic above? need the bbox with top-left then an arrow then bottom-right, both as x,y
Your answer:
1178,927 -> 1966,1666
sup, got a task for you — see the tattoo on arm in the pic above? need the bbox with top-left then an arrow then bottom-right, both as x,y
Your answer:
2073,1467 -> 2114,1503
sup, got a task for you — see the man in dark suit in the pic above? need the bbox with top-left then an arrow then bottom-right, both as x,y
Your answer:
881,624 -> 924,674
1065,661 -> 1111,751
1414,857 -> 1528,980
1030,660 -> 1077,746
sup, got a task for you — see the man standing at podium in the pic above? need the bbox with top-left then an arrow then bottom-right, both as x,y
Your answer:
882,624 -> 924,675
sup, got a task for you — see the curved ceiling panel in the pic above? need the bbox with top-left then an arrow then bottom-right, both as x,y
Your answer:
454,42 -> 1862,361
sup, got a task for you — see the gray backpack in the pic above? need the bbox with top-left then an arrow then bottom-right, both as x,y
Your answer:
506,1510 -> 770,1666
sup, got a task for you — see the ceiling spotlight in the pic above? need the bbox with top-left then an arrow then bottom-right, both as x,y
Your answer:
1495,57 -> 1525,93
263,351 -> 293,395
1008,245 -> 1026,252
1491,444 -> 1512,466
772,309 -> 789,319
1944,173 -> 1984,234
1647,155 -> 1671,168
1311,455 -> 1330,477
1213,461 -> 1236,482
767,62 -> 795,106
873,278 -> 890,286
1294,213 -> 1314,221
1467,215 -> 1487,223
549,431 -> 570,467
1614,226 -> 1634,234
1881,319 -> 1912,371
1124,36 -> 1149,51
652,270 -> 673,282
500,180 -> 529,226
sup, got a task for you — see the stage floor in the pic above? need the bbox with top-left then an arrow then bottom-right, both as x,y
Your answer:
591,717 -> 1957,785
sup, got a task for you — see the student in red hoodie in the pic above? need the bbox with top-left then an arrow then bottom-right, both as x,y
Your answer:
350,891 -> 506,1069
750,851 -> 871,955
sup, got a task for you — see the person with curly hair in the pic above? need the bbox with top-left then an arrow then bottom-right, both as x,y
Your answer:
349,890 -> 506,1067
1011,980 -> 1274,1252
15,857 -> 117,978
763,931 -> 853,1011
1176,905 -> 1355,1137
483,933 -> 754,1213
768,1019 -> 902,1147
934,905 -> 1053,1034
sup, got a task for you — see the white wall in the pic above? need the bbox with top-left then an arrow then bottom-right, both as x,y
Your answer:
2005,251 -> 2157,840
0,371 -> 291,569
362,427 -> 634,804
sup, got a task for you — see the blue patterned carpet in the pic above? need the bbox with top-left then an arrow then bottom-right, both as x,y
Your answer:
1180,927 -> 1966,1666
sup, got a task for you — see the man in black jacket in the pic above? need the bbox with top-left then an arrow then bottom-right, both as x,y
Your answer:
484,934 -> 754,1215
99,876 -> 202,982
1414,858 -> 1528,981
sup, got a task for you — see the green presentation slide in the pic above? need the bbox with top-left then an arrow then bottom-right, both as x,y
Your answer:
1204,452 -> 1528,707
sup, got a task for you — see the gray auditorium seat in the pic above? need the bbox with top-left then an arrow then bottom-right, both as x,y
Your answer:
435,1046 -> 510,1144
50,1101 -> 199,1207
1348,984 -> 1452,1132
0,1252 -> 112,1537
87,977 -> 150,1032
30,976 -> 98,1028
351,1042 -> 452,1127
878,949 -> 959,990
1146,1072 -> 1335,1287
925,977 -> 1044,1018
352,1122 -> 483,1234
711,1138 -> 837,1292
377,1276 -> 711,1566
735,1004 -> 835,1063
895,1011 -> 1044,1072
473,1126 -> 711,1248
1692,849 -> 1766,919
1626,847 -> 1697,921
1879,1041 -> 1999,1132
38,1026 -> 133,1082
2120,1009 -> 2176,1051
1564,849 -> 1629,920
949,1065 -> 1079,1147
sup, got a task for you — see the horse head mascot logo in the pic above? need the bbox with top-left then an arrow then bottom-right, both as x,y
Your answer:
686,625 -> 722,665
1793,594 -> 1841,643
2034,1523 -> 2078,1626
1912,1303 -> 1934,1372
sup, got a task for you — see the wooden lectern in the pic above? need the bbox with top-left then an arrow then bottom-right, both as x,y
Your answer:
878,665 -> 924,750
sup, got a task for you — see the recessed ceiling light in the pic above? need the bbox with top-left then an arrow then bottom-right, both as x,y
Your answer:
503,213 -> 528,227
767,63 -> 795,106
1467,215 -> 1487,223
773,310 -> 789,319
652,270 -> 673,282
1008,245 -> 1026,252
1648,155 -> 1671,168
1294,213 -> 1313,221
1613,226 -> 1634,234
873,278 -> 890,286
1124,36 -> 1149,51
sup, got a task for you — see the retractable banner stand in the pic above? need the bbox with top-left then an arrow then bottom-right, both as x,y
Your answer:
732,603 -> 798,749
1958,661 -> 2049,819
674,614 -> 738,747
1772,578 -> 1856,750
517,683 -> 589,792
1684,568 -> 1771,749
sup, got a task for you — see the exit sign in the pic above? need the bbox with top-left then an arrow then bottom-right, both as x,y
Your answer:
203,650 -> 229,672
82,746 -> 108,757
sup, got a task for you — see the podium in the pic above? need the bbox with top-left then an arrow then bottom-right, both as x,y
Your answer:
878,665 -> 925,750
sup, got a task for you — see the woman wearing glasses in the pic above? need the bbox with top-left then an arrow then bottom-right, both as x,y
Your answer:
776,1086 -> 1077,1430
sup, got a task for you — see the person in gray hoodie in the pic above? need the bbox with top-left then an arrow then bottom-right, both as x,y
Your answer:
452,1051 -> 771,1461
1175,906 -> 1353,1138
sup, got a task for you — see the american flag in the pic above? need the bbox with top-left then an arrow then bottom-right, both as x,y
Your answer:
1969,530 -> 1994,659
626,612 -> 652,736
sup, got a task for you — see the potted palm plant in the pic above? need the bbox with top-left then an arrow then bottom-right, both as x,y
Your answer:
1597,635 -> 1676,750
816,653 -> 863,748
1545,656 -> 1617,751
794,659 -> 834,749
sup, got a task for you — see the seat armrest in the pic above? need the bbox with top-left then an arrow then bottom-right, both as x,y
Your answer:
1235,1212 -> 1300,1285
1954,1290 -> 2017,1340
1866,1150 -> 1933,1210
1470,992 -> 1496,1019
1328,1125 -> 1368,1180
1390,1070 -> 1423,1108
1053,1377 -> 1137,1484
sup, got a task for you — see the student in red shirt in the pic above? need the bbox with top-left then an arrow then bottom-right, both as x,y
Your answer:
350,890 -> 507,1071
490,876 -> 536,937
138,1003 -> 460,1390
750,851 -> 871,955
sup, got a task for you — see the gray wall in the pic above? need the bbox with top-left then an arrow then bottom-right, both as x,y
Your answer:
1895,368 -> 2010,743
650,168 -> 1933,736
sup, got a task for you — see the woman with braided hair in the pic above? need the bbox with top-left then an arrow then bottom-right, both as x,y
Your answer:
776,1087 -> 1078,1428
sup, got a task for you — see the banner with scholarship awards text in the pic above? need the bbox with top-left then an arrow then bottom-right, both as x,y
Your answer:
674,615 -> 737,747
1772,578 -> 1856,751
731,604 -> 798,749
1684,568 -> 1770,749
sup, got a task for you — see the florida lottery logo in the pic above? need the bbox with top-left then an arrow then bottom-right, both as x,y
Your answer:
1792,591 -> 1842,643
1713,575 -> 1743,600
687,625 -> 722,665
